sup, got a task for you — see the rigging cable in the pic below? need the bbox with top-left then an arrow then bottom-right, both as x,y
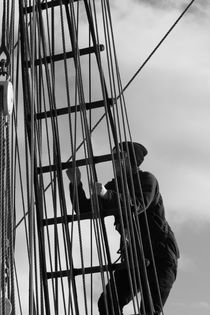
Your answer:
14,0 -> 195,232
103,1 -> 163,313
100,3 -> 142,314
13,1 -> 197,314
120,0 -> 196,95
0,0 -> 16,314
13,0 -> 198,233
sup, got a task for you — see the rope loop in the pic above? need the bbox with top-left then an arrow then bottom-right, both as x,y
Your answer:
0,58 -> 10,77
0,40 -> 11,70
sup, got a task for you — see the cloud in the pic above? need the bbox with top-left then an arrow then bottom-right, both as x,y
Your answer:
178,254 -> 197,272
122,64 -> 210,222
175,300 -> 210,310
133,0 -> 210,16
111,0 -> 210,84
134,0 -> 186,10
195,302 -> 210,310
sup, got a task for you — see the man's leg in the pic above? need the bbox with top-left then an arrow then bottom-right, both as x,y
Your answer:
98,267 -> 133,315
143,250 -> 178,314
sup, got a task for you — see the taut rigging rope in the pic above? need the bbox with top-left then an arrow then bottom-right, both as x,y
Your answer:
14,0 -> 196,232
0,0 -> 15,314
12,0 -> 196,314
120,0 -> 196,96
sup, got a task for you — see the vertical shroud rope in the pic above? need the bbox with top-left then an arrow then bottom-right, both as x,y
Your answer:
0,0 -> 15,314
0,107 -> 14,315
18,0 -> 156,314
16,0 -> 194,314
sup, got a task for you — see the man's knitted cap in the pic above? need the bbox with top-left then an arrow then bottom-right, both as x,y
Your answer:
116,141 -> 148,166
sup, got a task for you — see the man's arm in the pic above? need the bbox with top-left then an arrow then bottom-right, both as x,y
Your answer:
67,168 -> 91,213
133,171 -> 159,213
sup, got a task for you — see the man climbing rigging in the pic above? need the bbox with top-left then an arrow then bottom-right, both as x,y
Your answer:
67,141 -> 180,315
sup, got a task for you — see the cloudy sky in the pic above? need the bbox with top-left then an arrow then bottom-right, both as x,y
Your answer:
110,1 -> 210,314
1,0 -> 210,314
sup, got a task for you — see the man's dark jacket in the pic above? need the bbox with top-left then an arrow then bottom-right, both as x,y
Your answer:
70,170 -> 180,261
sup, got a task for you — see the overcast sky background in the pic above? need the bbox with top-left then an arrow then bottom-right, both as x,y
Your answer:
0,0 -> 210,314
110,1 -> 210,315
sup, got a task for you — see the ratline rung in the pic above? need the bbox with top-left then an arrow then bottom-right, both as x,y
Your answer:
46,263 -> 121,279
35,98 -> 113,120
24,0 -> 80,14
27,45 -> 104,68
42,209 -> 116,226
37,153 -> 113,174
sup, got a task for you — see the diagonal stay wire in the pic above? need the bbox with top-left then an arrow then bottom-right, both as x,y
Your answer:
119,0 -> 196,96
14,112 -> 105,230
15,0 -> 196,231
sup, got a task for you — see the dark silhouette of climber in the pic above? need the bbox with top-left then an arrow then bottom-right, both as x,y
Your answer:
67,141 -> 179,315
